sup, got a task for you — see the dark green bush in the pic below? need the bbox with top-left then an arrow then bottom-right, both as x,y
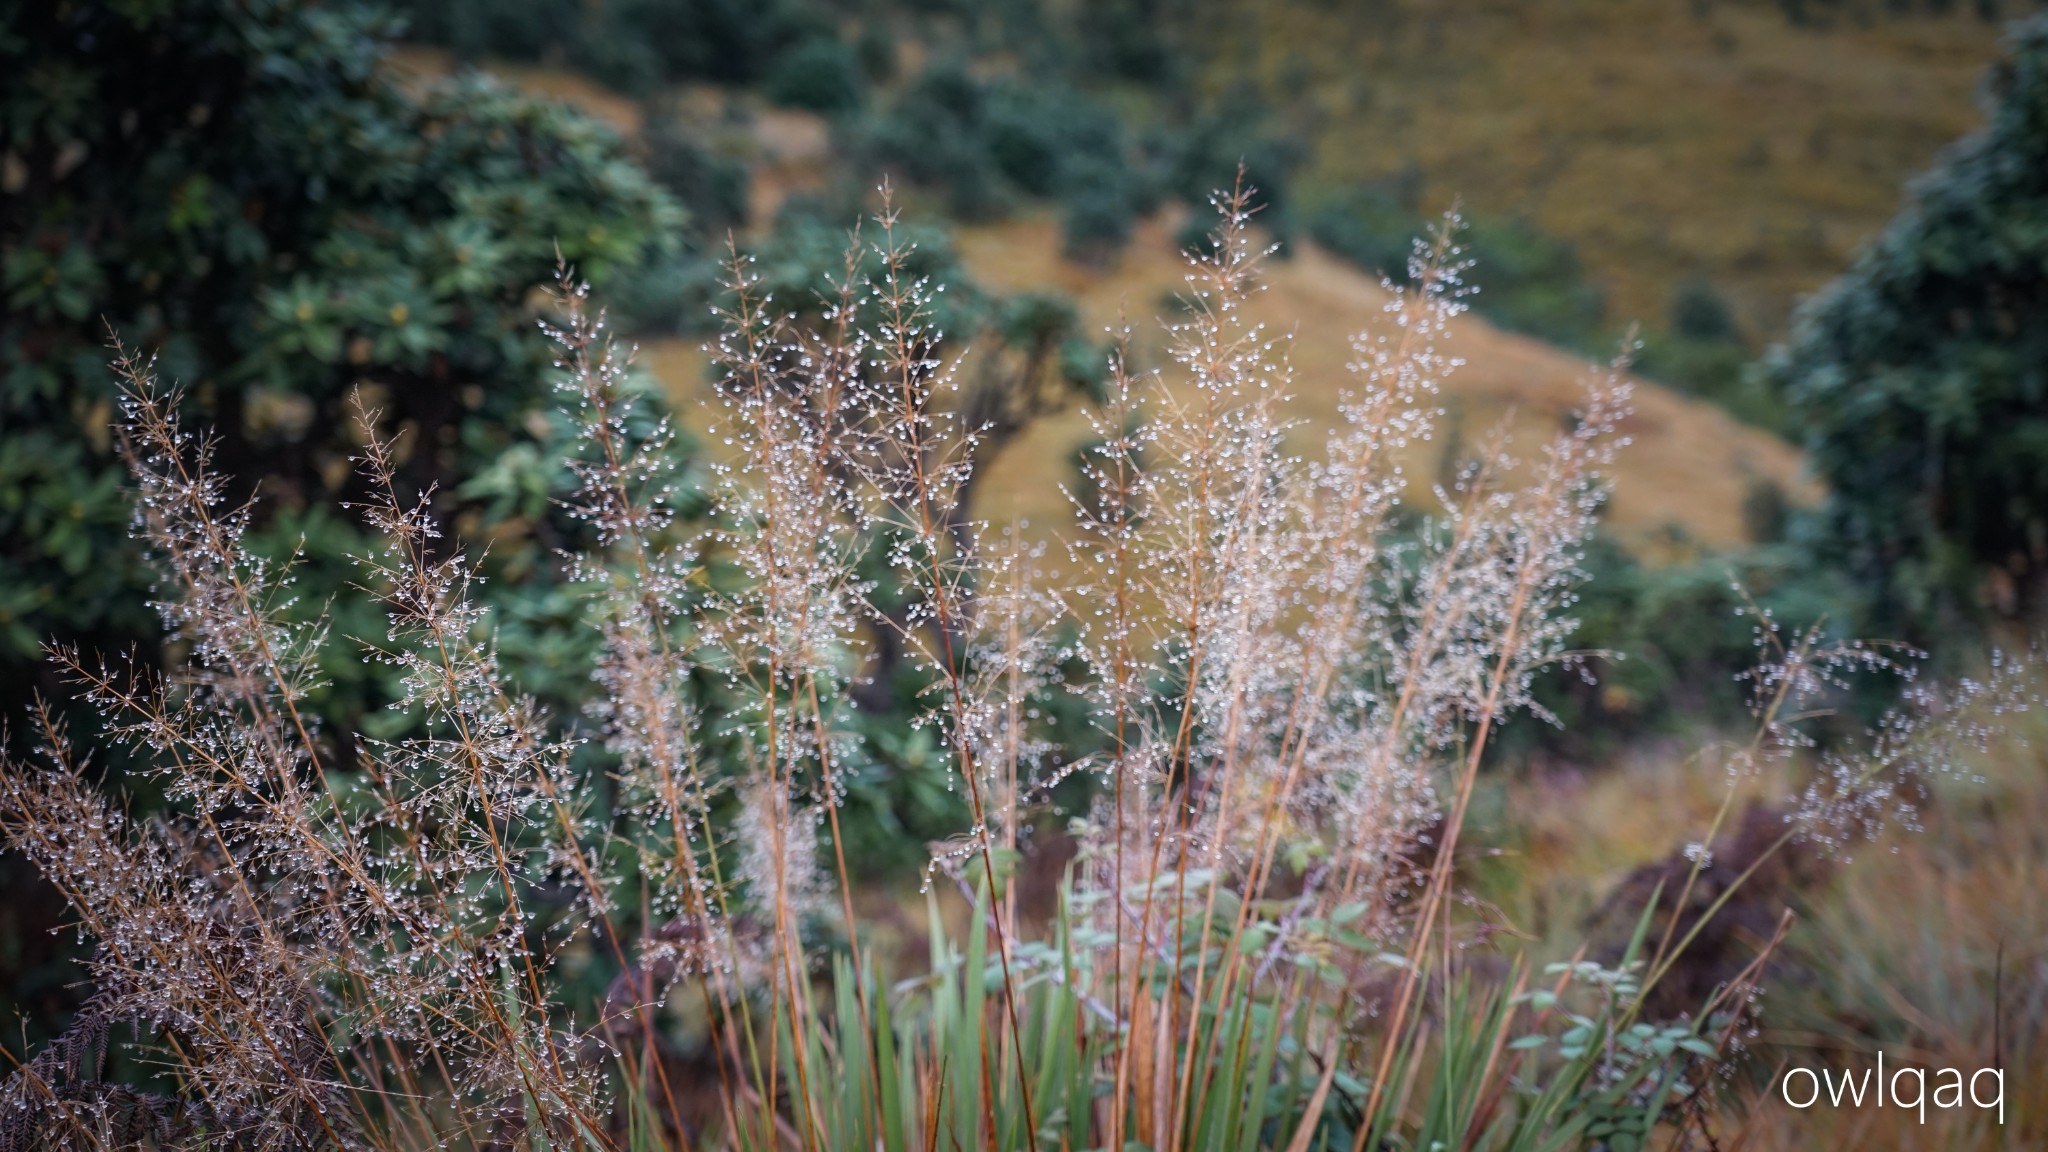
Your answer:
1631,333 -> 1787,432
1307,185 -> 1424,280
1622,277 -> 1788,428
863,60 -> 1004,218
0,0 -> 682,729
1671,275 -> 1741,343
641,107 -> 752,237
1062,164 -> 1141,262
764,36 -> 867,112
1768,14 -> 2048,628
1310,190 -> 1606,351
1078,0 -> 1180,83
1459,217 -> 1608,350
864,64 -> 1143,247
567,16 -> 666,96
1166,100 -> 1307,233
1501,532 -> 1864,763
856,21 -> 899,81
984,84 -> 1077,196
406,0 -> 577,64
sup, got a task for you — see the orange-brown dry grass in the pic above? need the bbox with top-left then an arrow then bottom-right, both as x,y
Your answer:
1477,738 -> 1797,952
1732,726 -> 2048,1150
1473,689 -> 2048,1149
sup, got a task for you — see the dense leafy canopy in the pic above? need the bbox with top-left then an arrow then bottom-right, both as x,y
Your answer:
1769,15 -> 2048,624
0,0 -> 681,716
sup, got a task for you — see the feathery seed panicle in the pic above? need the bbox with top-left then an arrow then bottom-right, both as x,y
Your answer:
1726,596 -> 2040,856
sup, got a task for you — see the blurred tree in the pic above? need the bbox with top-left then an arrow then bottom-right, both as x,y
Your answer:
1670,276 -> 1742,343
1767,16 -> 2048,626
764,35 -> 867,113
1306,185 -> 1422,281
0,0 -> 682,726
1457,216 -> 1607,350
863,60 -> 1004,219
1167,99 -> 1305,238
1077,0 -> 1180,84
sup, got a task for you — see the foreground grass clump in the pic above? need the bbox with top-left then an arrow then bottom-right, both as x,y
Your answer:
0,190 -> 2027,1151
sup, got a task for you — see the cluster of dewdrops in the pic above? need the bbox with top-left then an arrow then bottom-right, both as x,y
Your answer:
1726,594 -> 2037,859
1043,190 -> 1636,963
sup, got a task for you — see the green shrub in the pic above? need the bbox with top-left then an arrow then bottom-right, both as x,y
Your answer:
405,0 -> 578,63
1311,192 -> 1606,351
864,65 -> 1143,245
1632,332 -> 1787,431
0,0 -> 682,735
1062,164 -> 1140,262
856,21 -> 899,81
1625,277 -> 1789,430
1507,534 -> 1863,761
1307,185 -> 1421,280
1671,275 -> 1741,343
398,0 -> 828,87
640,106 -> 752,238
1078,0 -> 1180,83
764,35 -> 866,112
983,83 -> 1079,196
1167,99 -> 1307,233
1460,216 -> 1609,350
863,60 -> 1005,218
1768,14 -> 2048,629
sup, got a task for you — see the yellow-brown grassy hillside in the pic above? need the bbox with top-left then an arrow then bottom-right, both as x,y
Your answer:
1214,0 -> 2012,340
948,210 -> 1814,553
